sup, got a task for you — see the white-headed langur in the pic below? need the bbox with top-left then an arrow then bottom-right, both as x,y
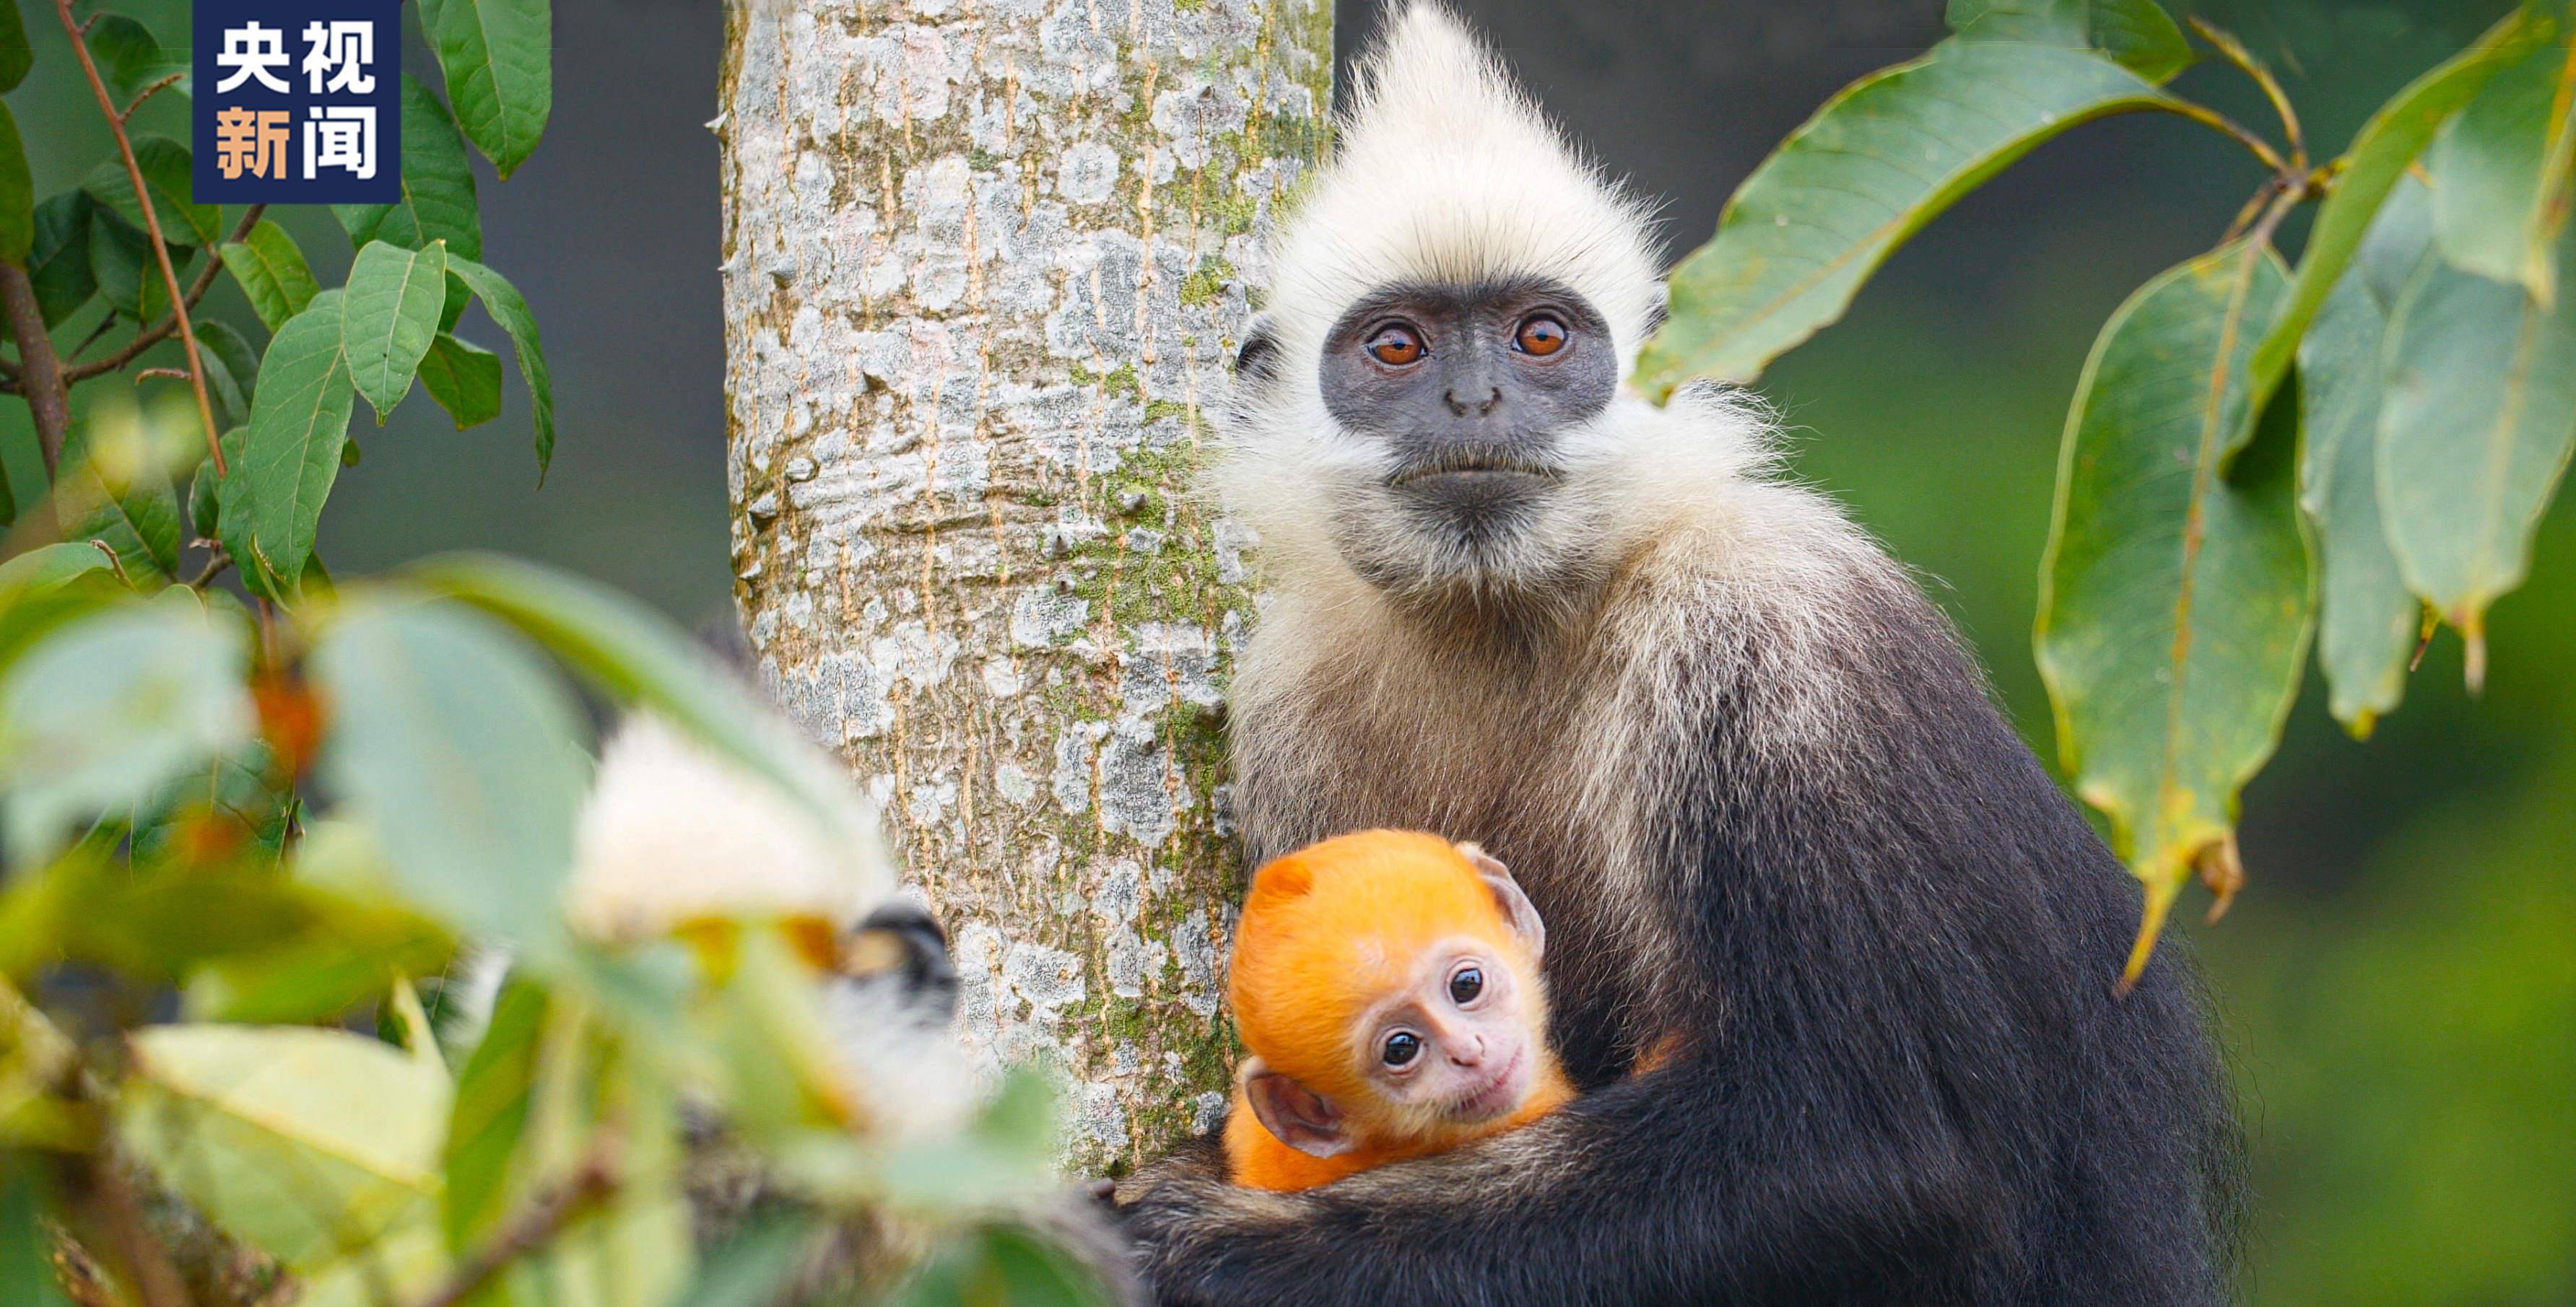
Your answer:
1118,6 -> 2240,1306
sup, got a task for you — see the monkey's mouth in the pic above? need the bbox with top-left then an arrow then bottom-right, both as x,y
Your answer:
1386,458 -> 1562,491
1448,1049 -> 1528,1123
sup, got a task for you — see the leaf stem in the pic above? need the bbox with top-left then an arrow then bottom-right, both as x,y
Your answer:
405,1144 -> 622,1307
119,70 -> 186,121
56,0 -> 226,478
2154,97 -> 2289,178
0,265 -> 72,476
64,206 -> 263,383
2190,17 -> 2307,172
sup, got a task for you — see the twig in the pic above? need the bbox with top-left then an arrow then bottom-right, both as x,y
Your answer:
56,0 -> 225,478
0,265 -> 73,476
2219,175 -> 2284,247
405,1149 -> 621,1307
2154,98 -> 2290,178
119,70 -> 186,121
66,209 -> 262,384
67,314 -> 121,362
2190,17 -> 2307,171
136,367 -> 190,383
55,1155 -> 193,1307
187,551 -> 233,590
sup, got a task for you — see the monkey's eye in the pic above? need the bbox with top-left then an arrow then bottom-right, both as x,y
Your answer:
1365,325 -> 1425,367
1448,966 -> 1485,1005
1514,315 -> 1567,357
1380,1030 -> 1422,1067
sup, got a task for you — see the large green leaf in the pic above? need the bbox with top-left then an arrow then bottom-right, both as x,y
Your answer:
0,0 -> 30,93
419,333 -> 505,429
2299,179 -> 2436,735
118,1024 -> 450,1272
25,192 -> 96,328
65,462 -> 182,580
1637,40 -> 2174,393
419,0 -> 552,179
87,206 -> 188,321
228,294 -> 353,595
892,1225 -> 1117,1307
336,76 -> 484,262
2376,227 -> 2576,681
197,318 -> 263,432
86,14 -> 190,102
343,239 -> 449,421
0,593 -> 253,860
82,135 -> 220,248
219,218 -> 321,331
2241,12 -> 2542,440
1945,0 -> 2193,84
0,1160 -> 71,1307
446,256 -> 555,476
2425,30 -> 2576,303
443,977 -> 544,1254
0,102 -> 29,265
310,598 -> 588,942
2035,242 -> 2310,979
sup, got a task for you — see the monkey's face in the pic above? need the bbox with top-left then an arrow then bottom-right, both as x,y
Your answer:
1307,278 -> 1623,600
1350,935 -> 1545,1130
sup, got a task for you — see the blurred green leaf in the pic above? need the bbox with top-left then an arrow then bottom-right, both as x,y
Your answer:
343,240 -> 449,422
1637,40 -> 2173,393
25,192 -> 95,328
220,218 -> 321,332
2377,227 -> 2576,676
87,206 -> 186,321
311,598 -> 588,942
0,1158 -> 71,1307
0,0 -> 28,94
229,294 -> 353,595
198,318 -> 262,433
290,1220 -> 450,1307
0,544 -> 110,593
2244,12 -> 2544,439
86,14 -> 190,102
119,1024 -> 450,1272
2035,242 -> 2310,979
2299,178 -> 2434,735
0,592 -> 253,860
445,256 -> 554,477
336,77 -> 484,333
892,1225 -> 1114,1307
1945,0 -> 2193,84
443,977 -> 544,1255
83,135 -> 220,248
2425,30 -> 2576,302
419,333 -> 505,430
684,1210 -> 823,1307
419,0 -> 552,180
0,103 -> 30,266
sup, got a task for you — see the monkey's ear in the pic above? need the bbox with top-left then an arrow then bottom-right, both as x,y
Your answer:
1457,843 -> 1546,962
1240,1058 -> 1353,1158
1233,316 -> 1280,385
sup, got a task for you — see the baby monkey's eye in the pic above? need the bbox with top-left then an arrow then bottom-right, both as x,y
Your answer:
1514,315 -> 1567,356
1366,324 -> 1425,366
1381,1030 -> 1423,1067
1449,965 -> 1485,1005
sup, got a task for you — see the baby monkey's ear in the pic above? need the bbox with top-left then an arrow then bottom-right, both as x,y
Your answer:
1240,1057 -> 1352,1158
1455,843 -> 1546,962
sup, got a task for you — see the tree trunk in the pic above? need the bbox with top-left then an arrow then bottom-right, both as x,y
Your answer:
717,0 -> 1329,1174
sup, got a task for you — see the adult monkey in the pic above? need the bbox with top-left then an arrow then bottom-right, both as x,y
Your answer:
1120,6 -> 2240,1305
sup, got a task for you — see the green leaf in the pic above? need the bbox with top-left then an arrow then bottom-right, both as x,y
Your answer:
404,554 -> 878,854
892,1225 -> 1115,1307
1946,0 -> 2193,84
87,206 -> 189,321
0,102 -> 29,265
86,14 -> 190,102
0,593 -> 253,860
342,240 -> 450,421
219,219 -> 321,331
118,1024 -> 450,1272
82,135 -> 221,248
26,192 -> 96,328
445,256 -> 554,476
66,463 -> 181,580
443,977 -> 544,1253
310,599 -> 588,941
0,0 -> 29,94
1637,40 -> 2174,393
2035,242 -> 2310,980
419,0 -> 553,179
0,543 -> 110,593
2299,179 -> 2435,735
335,76 -> 484,262
685,1211 -> 825,1307
2376,227 -> 2576,677
230,296 -> 353,595
419,333 -> 505,429
184,888 -> 455,1024
2425,31 -> 2576,302
0,1160 -> 71,1307
197,319 -> 262,432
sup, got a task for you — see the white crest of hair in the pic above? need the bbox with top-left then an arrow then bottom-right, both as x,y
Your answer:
1263,3 -> 1663,373
562,713 -> 898,941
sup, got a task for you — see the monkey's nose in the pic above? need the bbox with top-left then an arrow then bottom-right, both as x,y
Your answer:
1443,387 -> 1502,416
1449,1033 -> 1488,1067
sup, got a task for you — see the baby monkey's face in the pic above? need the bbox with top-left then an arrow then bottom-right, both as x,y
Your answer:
1352,935 -> 1541,1125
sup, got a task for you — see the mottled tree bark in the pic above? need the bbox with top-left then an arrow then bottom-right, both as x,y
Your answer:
718,0 -> 1328,1173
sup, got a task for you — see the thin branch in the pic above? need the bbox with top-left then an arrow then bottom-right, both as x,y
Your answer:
405,1150 -> 620,1307
118,70 -> 186,121
2190,17 -> 2307,171
2151,97 -> 2290,178
0,264 -> 73,476
67,314 -> 121,362
188,551 -> 234,590
55,1155 -> 193,1307
64,206 -> 261,383
2219,175 -> 2285,247
57,0 -> 226,478
136,367 -> 191,383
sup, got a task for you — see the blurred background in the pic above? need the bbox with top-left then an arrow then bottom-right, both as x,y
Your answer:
5,1 -> 2568,1301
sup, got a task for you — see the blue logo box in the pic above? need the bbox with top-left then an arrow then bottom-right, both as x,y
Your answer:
192,0 -> 400,204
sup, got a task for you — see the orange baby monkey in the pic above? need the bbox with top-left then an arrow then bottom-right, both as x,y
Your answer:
1223,829 -> 1575,1192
